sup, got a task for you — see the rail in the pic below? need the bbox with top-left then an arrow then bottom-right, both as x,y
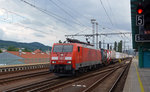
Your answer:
108,59 -> 132,92
0,63 -> 50,73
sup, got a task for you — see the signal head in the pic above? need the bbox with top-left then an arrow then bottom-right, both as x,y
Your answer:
137,8 -> 143,14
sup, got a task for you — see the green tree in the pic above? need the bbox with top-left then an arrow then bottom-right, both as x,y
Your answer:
0,49 -> 2,53
117,42 -> 120,52
23,48 -> 32,52
113,41 -> 117,51
7,46 -> 19,51
118,40 -> 122,52
39,48 -> 42,51
120,40 -> 122,52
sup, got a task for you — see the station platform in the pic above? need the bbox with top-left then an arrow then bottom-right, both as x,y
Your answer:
0,62 -> 49,68
123,58 -> 150,92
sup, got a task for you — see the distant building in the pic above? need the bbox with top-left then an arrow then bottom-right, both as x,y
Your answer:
0,49 -> 50,65
0,52 -> 24,65
33,49 -> 42,53
7,49 -> 50,64
0,48 -> 7,52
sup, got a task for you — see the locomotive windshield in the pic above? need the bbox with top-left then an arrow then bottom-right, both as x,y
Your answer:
53,45 -> 63,52
53,45 -> 73,52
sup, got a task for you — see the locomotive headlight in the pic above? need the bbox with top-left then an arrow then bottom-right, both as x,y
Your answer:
52,57 -> 58,60
67,61 -> 71,64
52,61 -> 56,64
65,57 -> 72,60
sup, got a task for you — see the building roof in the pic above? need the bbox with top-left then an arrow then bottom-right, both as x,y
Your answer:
33,49 -> 41,53
7,50 -> 50,59
0,52 -> 24,65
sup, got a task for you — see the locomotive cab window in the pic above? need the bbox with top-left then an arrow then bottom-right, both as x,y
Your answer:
78,46 -> 80,52
53,45 -> 73,52
63,45 -> 73,52
53,45 -> 63,52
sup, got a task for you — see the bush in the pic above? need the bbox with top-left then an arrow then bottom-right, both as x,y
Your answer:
22,48 -> 32,52
7,46 -> 19,51
0,49 -> 2,53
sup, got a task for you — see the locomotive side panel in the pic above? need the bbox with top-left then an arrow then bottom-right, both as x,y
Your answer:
75,46 -> 102,70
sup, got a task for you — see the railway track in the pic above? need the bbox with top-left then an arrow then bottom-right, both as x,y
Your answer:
4,76 -> 63,92
0,70 -> 50,84
108,59 -> 131,92
83,62 -> 131,92
39,60 -> 131,92
3,58 -> 132,92
48,64 -> 128,92
4,62 -> 126,92
28,68 -> 120,92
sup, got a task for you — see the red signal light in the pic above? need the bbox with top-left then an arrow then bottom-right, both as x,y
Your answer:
138,9 -> 143,14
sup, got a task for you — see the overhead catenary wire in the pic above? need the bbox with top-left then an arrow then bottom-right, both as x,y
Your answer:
106,0 -> 112,12
0,8 -> 69,35
0,7 -> 55,34
48,0 -> 92,31
20,0 -> 129,42
56,0 -> 91,21
99,0 -> 113,26
48,0 -> 85,26
22,0 -> 118,34
56,0 -> 115,34
56,0 -> 114,31
1,0 -> 82,37
0,18 -> 49,34
105,0 -> 120,31
53,0 -> 130,43
0,8 -> 28,20
20,0 -> 72,26
100,0 -> 128,40
103,0 -> 129,38
0,14 -> 74,39
57,0 -> 113,31
20,0 -> 92,33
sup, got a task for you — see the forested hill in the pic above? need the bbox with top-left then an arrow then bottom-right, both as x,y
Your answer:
0,40 -> 52,52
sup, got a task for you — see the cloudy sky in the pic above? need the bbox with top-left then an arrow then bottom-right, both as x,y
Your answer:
0,0 -> 132,49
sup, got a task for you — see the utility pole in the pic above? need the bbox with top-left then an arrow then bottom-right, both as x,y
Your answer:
124,40 -> 125,53
123,40 -> 129,53
91,19 -> 96,47
96,22 -> 98,49
103,40 -> 105,49
101,42 -> 114,49
65,24 -> 131,50
99,41 -> 101,49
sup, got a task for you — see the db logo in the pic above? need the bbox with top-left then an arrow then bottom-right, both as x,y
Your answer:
59,61 -> 63,63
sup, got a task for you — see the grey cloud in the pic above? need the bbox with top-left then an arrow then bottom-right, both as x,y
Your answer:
33,32 -> 45,38
21,19 -> 46,27
0,0 -> 132,46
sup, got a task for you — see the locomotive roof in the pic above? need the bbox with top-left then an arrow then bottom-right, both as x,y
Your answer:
53,43 -> 98,50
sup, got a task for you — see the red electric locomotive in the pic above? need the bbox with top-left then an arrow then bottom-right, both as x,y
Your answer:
50,39 -> 102,76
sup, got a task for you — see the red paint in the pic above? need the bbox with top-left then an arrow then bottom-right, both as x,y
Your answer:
50,43 -> 102,69
138,9 -> 143,14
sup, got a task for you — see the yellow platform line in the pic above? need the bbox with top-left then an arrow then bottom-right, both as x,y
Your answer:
134,63 -> 145,92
